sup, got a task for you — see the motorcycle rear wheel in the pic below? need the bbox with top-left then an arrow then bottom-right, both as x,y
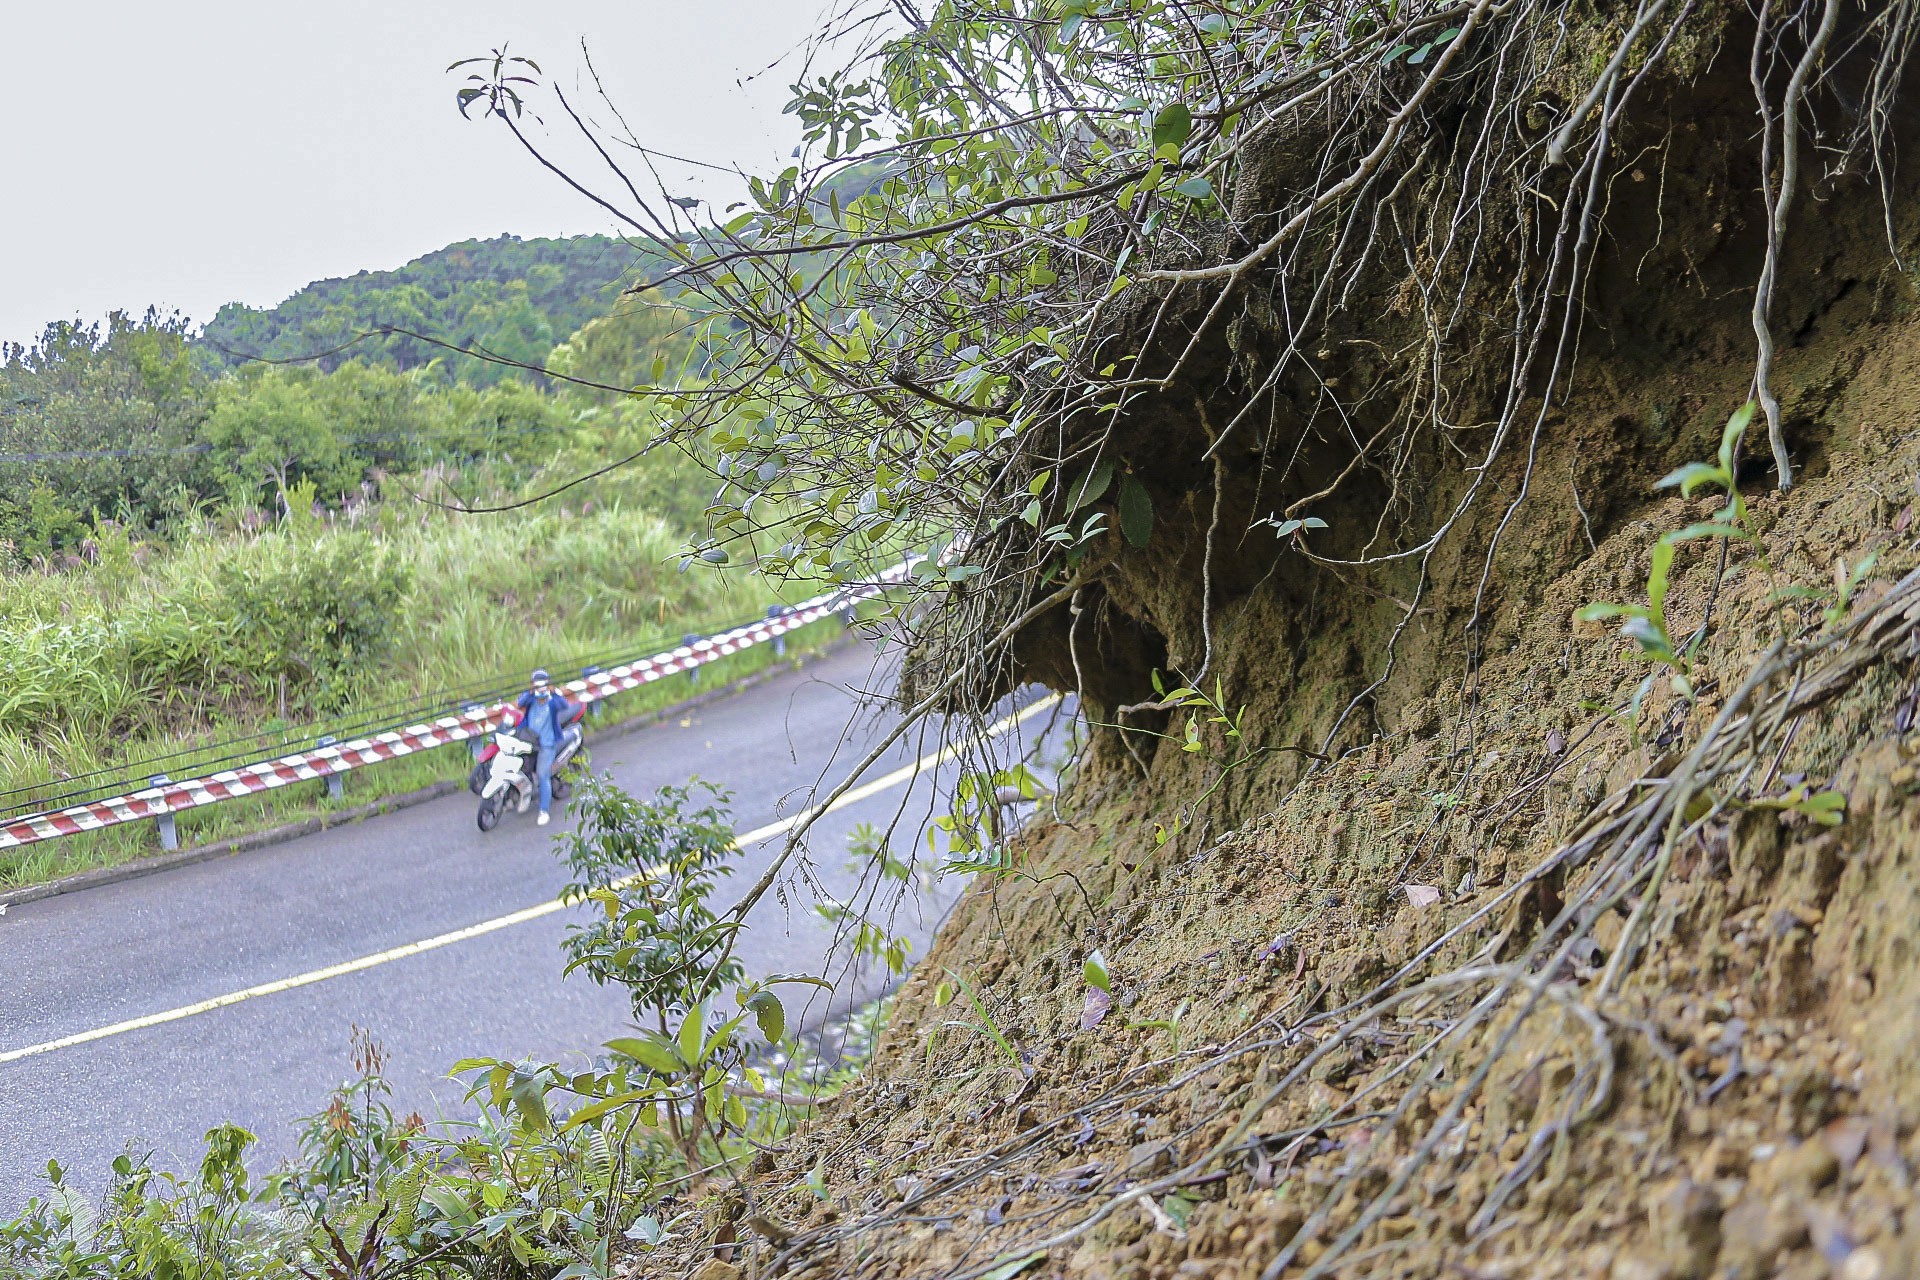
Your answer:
552,778 -> 573,801
477,796 -> 502,832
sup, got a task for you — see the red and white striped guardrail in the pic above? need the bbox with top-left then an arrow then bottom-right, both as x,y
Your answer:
0,564 -> 916,852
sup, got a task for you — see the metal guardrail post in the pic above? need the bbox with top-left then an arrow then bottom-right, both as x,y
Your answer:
581,666 -> 603,717
462,703 -> 486,759
684,635 -> 701,682
768,605 -> 788,657
149,775 -> 177,851
317,736 -> 344,800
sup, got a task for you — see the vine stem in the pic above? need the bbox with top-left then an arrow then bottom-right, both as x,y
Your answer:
1751,0 -> 1844,490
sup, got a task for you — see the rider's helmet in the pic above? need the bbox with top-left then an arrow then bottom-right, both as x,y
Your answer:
530,668 -> 552,692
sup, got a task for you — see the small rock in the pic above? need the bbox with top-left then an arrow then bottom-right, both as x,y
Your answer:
1647,1177 -> 1721,1277
1822,1117 -> 1871,1171
1770,1138 -> 1840,1194
688,1261 -> 742,1280
1608,1254 -> 1670,1280
1803,1202 -> 1856,1265
1840,1247 -> 1886,1280
1717,1195 -> 1806,1274
1127,1139 -> 1173,1176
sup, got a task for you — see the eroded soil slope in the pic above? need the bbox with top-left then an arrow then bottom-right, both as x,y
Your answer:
654,275 -> 1920,1279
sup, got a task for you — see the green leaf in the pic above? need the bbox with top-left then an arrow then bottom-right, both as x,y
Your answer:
605,1036 -> 683,1076
678,1002 -> 708,1068
562,1088 -> 650,1130
1269,516 -> 1327,539
1151,103 -> 1193,151
1066,459 -> 1114,512
1655,461 -> 1725,496
1621,615 -> 1675,664
981,1252 -> 1047,1280
507,1070 -> 551,1132
1173,177 -> 1214,200
423,1184 -> 473,1221
764,972 -> 834,988
1662,521 -> 1748,544
1647,538 -> 1676,626
1083,950 -> 1111,992
745,989 -> 787,1043
1719,400 -> 1757,474
1119,475 -> 1154,547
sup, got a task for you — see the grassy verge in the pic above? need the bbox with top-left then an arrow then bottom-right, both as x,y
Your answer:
0,494 -> 863,889
0,613 -> 846,891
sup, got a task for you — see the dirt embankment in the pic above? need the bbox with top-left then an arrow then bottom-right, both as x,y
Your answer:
707,332 -> 1920,1280
645,18 -> 1920,1280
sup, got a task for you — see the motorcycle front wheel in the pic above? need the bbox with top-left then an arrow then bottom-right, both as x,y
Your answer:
477,796 -> 502,832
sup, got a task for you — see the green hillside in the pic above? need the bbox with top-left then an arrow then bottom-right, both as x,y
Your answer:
197,234 -> 661,386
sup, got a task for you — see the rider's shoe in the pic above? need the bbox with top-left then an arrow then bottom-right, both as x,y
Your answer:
537,811 -> 551,826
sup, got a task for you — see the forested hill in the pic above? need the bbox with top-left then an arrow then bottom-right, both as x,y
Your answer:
197,234 -> 657,386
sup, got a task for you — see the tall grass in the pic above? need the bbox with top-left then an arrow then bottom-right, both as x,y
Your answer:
0,497 -> 822,889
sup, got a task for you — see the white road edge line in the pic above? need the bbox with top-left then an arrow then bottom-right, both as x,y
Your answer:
0,695 -> 1062,1066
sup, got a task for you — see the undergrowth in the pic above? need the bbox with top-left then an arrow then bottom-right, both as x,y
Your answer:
0,493 -> 826,889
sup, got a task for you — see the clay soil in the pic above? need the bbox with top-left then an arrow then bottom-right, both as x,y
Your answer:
618,19 -> 1920,1273
629,269 -> 1920,1279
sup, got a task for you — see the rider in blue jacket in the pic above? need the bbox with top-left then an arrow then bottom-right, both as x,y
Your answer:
516,669 -> 579,826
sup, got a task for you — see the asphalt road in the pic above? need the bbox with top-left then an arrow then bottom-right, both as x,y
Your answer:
0,642 -> 1062,1210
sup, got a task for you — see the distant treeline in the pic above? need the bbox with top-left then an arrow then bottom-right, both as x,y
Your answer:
196,234 -> 664,386
0,235 -> 710,564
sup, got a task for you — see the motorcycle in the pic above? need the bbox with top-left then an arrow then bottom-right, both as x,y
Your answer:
472,708 -> 586,832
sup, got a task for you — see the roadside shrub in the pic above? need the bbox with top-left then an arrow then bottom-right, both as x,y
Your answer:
0,531 -> 407,738
140,531 -> 410,716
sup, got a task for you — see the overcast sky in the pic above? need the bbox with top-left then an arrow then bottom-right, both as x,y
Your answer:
0,1 -> 852,350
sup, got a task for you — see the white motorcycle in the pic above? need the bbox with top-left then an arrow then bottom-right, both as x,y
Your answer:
475,723 -> 583,831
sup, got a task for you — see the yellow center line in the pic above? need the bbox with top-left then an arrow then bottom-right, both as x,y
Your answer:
0,695 -> 1061,1066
